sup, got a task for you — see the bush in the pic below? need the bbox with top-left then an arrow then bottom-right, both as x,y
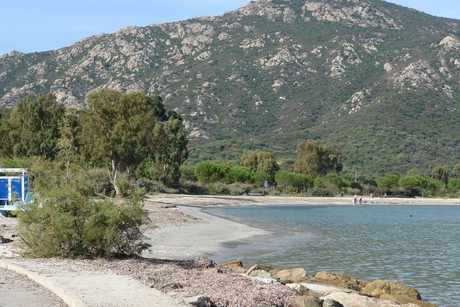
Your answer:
227,182 -> 253,195
376,173 -> 400,189
18,188 -> 150,258
195,162 -> 229,183
74,167 -> 113,197
448,178 -> 460,192
399,175 -> 428,189
275,171 -> 313,193
250,171 -> 271,187
226,166 -> 253,184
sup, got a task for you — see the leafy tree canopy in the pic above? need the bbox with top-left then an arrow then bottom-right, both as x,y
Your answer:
1,93 -> 65,159
294,139 -> 342,178
80,89 -> 187,196
240,150 -> 279,184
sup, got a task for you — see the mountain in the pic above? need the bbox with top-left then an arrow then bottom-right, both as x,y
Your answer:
1,0 -> 459,176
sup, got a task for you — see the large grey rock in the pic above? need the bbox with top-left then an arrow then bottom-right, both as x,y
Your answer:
361,279 -> 421,300
322,292 -> 409,307
379,294 -> 438,307
313,271 -> 367,290
287,283 -> 356,296
274,268 -> 308,284
295,284 -> 322,297
248,269 -> 272,279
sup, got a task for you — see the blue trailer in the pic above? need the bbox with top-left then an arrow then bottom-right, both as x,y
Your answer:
0,168 -> 29,217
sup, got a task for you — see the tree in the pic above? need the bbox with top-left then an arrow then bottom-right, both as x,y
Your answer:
150,117 -> 188,186
275,171 -> 313,193
451,163 -> 460,179
55,109 -> 84,187
3,94 -> 65,159
294,139 -> 342,178
431,165 -> 449,188
376,173 -> 400,189
399,175 -> 428,189
80,89 -> 185,197
240,150 -> 279,184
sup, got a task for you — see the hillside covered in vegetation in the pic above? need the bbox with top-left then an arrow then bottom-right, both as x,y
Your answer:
0,0 -> 459,176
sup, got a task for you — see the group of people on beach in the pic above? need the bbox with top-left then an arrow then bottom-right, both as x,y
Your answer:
353,195 -> 363,205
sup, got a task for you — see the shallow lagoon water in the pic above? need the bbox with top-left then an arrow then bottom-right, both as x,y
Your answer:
205,204 -> 460,307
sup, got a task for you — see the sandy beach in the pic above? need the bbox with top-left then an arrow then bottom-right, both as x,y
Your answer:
146,193 -> 460,207
141,204 -> 270,260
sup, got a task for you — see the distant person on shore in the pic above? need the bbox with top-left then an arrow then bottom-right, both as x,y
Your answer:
359,195 -> 363,204
353,195 -> 358,205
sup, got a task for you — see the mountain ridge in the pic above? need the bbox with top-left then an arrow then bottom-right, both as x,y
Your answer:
1,0 -> 459,175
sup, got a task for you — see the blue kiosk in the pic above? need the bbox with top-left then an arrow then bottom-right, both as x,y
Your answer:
0,168 -> 29,216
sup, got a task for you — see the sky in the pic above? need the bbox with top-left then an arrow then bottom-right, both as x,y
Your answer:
1,0 -> 459,56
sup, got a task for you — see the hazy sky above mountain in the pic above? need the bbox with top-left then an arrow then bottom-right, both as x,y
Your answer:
1,0 -> 459,55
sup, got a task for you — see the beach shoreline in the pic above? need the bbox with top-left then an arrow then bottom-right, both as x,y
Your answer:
141,204 -> 270,260
141,194 -> 460,261
147,193 -> 460,207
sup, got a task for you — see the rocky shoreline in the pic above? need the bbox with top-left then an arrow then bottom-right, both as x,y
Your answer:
1,194 -> 452,306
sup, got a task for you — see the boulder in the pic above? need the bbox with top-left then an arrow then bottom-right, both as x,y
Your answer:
322,292 -> 405,307
313,271 -> 367,290
361,280 -> 421,300
251,276 -> 281,284
245,264 -> 276,275
292,296 -> 323,307
249,269 -> 273,279
221,260 -> 244,271
287,283 -> 355,296
274,268 -> 308,283
323,299 -> 344,307
295,284 -> 322,297
379,294 -> 438,307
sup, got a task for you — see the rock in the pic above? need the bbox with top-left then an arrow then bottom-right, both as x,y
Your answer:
322,292 -> 404,307
251,276 -> 281,284
221,260 -> 244,271
292,296 -> 323,307
313,272 -> 367,291
287,283 -> 354,297
295,284 -> 322,297
361,279 -> 421,300
248,269 -> 272,279
379,294 -> 437,307
322,299 -> 344,307
274,268 -> 308,284
245,264 -> 276,275
184,295 -> 212,307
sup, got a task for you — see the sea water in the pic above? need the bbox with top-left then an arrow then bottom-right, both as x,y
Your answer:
204,204 -> 460,307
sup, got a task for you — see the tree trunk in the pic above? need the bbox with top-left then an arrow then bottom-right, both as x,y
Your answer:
108,160 -> 123,198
